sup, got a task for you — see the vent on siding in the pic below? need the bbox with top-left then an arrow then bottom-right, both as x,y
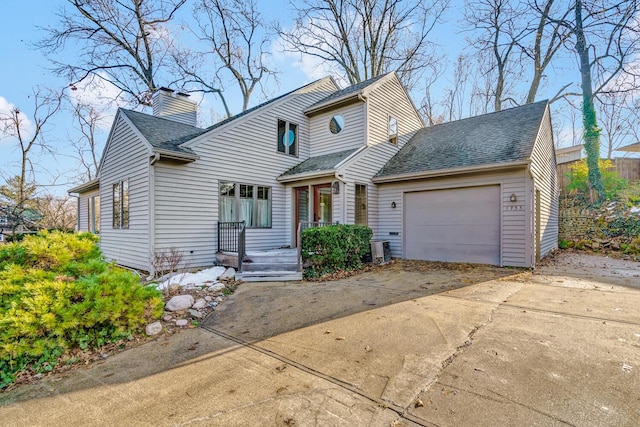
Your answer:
152,87 -> 198,126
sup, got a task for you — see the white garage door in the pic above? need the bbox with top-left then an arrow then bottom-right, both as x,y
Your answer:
404,185 -> 501,265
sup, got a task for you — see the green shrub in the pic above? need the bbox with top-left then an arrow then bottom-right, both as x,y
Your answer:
565,159 -> 627,201
0,231 -> 162,389
301,224 -> 373,278
623,236 -> 640,255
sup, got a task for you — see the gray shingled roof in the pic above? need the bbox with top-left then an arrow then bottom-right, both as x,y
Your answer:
306,74 -> 389,110
121,77 -> 330,157
280,148 -> 359,177
206,77 -> 329,131
376,100 -> 548,178
120,109 -> 204,156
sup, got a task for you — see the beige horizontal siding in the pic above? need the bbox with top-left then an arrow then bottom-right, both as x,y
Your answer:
309,102 -> 365,157
154,78 -> 338,257
76,188 -> 99,231
376,169 -> 530,267
98,114 -> 152,271
529,106 -> 559,260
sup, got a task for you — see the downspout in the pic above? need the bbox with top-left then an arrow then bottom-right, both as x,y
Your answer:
149,153 -> 159,275
335,171 -> 347,224
150,152 -> 160,165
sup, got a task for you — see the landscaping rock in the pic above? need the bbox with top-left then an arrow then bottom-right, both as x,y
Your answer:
166,295 -> 194,312
145,321 -> 163,336
175,319 -> 189,327
189,309 -> 204,319
162,314 -> 173,322
207,282 -> 226,292
219,267 -> 236,280
215,296 -> 224,302
192,298 -> 206,309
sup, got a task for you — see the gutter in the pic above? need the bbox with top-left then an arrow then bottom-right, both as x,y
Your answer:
372,160 -> 531,183
304,93 -> 366,117
151,149 -> 199,163
277,169 -> 335,183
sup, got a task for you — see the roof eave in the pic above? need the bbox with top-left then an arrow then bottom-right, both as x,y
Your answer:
618,142 -> 640,152
304,94 -> 365,116
373,160 -> 531,183
68,178 -> 100,194
277,169 -> 336,183
153,148 -> 199,162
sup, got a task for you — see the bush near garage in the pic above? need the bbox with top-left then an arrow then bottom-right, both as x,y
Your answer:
301,224 -> 373,278
0,231 -> 163,389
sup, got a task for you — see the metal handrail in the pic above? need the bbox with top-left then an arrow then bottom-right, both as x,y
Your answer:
238,221 -> 246,273
217,221 -> 246,272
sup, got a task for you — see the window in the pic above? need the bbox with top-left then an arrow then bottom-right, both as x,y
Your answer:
88,195 -> 100,233
388,115 -> 398,145
329,115 -> 344,134
277,119 -> 297,156
355,184 -> 367,225
219,182 -> 271,227
112,180 -> 129,229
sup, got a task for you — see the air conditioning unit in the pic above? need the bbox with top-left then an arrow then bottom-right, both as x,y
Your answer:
370,240 -> 391,264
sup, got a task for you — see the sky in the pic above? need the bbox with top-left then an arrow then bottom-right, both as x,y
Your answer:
0,0 -> 636,198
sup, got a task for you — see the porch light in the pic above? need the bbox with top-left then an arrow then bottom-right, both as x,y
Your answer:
391,202 -> 397,208
510,193 -> 517,202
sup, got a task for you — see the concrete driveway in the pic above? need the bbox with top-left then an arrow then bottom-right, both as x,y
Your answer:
1,252 -> 639,426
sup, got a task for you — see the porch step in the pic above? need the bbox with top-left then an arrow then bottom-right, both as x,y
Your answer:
243,249 -> 298,264
238,270 -> 303,282
241,262 -> 300,272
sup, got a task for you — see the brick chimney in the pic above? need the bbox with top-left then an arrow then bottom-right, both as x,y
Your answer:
152,87 -> 198,127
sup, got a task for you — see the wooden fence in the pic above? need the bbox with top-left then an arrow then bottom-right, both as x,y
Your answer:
557,157 -> 640,190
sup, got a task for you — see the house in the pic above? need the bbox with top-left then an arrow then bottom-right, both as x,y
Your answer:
555,145 -> 583,165
0,204 -> 42,243
69,73 -> 558,278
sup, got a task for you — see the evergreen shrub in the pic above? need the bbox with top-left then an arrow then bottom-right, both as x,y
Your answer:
0,231 -> 163,388
301,224 -> 373,278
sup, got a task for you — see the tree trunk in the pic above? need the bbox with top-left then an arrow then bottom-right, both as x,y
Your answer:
574,0 -> 604,202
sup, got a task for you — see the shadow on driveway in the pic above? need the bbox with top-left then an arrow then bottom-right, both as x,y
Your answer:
1,260 -> 517,405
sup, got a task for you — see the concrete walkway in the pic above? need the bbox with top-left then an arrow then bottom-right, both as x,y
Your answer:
1,253 -> 639,426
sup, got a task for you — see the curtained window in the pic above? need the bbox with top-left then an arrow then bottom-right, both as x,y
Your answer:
219,182 -> 271,228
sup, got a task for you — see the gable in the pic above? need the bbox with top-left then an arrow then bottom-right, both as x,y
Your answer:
183,76 -> 339,150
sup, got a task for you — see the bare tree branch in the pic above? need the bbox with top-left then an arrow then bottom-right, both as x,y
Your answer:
38,0 -> 187,106
278,0 -> 448,89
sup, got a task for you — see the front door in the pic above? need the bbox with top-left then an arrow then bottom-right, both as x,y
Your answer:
294,184 -> 332,246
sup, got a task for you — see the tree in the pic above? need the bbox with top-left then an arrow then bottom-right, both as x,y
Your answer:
278,0 -> 447,88
39,0 -> 187,106
68,102 -> 105,181
597,90 -> 638,159
464,0 -> 529,111
524,0 -> 572,103
172,0 -> 277,117
0,88 -> 61,232
566,0 -> 638,201
36,193 -> 77,231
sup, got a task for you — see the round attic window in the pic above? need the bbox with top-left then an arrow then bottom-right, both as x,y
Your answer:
329,115 -> 344,134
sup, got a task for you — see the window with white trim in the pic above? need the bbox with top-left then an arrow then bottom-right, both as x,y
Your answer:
355,184 -> 367,225
277,119 -> 298,156
220,182 -> 271,228
88,195 -> 100,233
388,115 -> 398,145
112,180 -> 129,229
